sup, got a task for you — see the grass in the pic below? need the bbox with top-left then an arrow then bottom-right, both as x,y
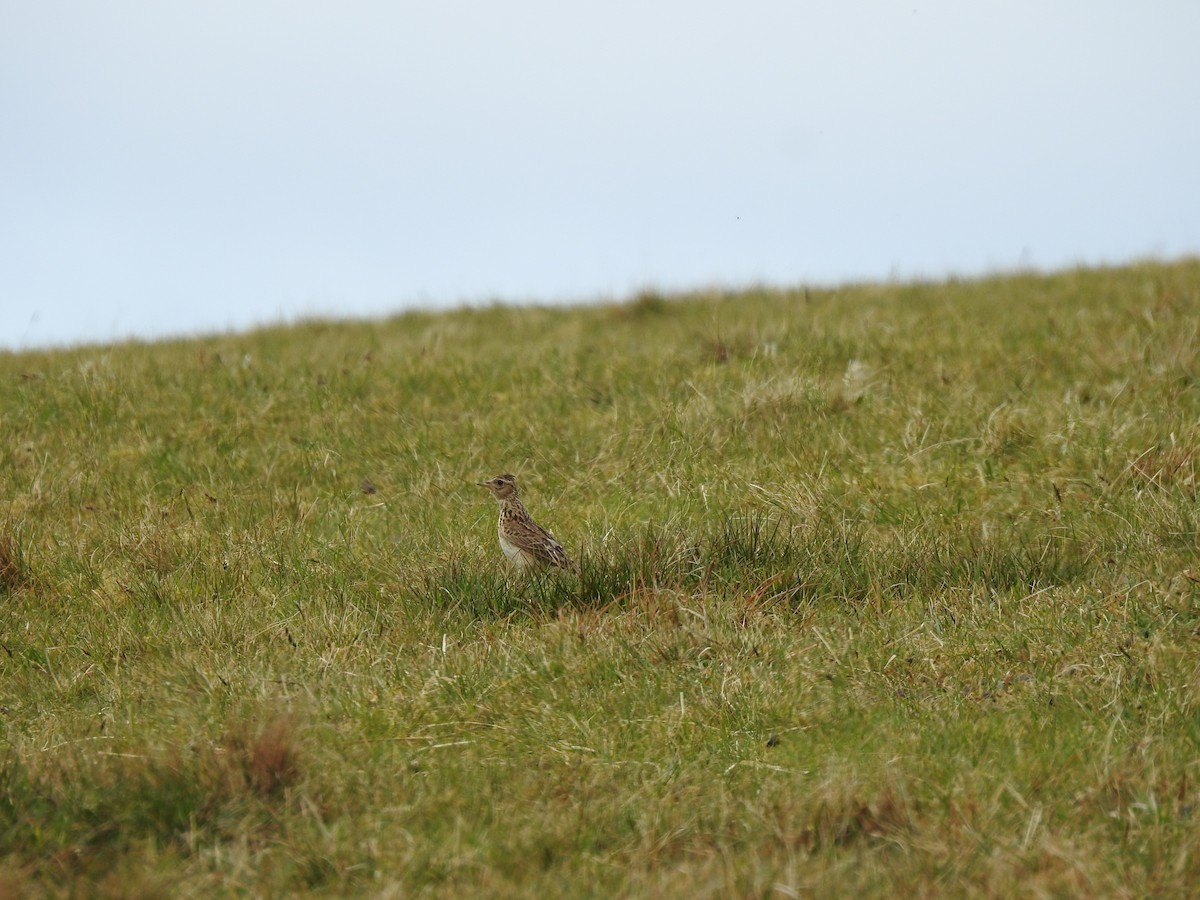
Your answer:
2,259 -> 1199,896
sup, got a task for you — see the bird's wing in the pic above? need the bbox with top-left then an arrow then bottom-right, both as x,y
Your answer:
504,517 -> 573,569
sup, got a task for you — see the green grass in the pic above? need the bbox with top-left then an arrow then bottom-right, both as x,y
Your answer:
2,260 -> 1199,896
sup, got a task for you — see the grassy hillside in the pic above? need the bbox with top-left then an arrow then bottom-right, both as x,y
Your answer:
2,260 -> 1199,896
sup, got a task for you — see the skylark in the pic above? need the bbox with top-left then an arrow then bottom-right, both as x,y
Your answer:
477,473 -> 573,571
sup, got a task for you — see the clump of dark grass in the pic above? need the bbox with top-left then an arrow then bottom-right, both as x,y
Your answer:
220,716 -> 303,801
1127,445 -> 1197,494
928,527 -> 1093,593
412,511 -> 1094,619
615,288 -> 670,319
795,778 -> 918,850
406,536 -> 641,621
0,717 -> 303,883
409,527 -> 704,618
572,525 -> 703,604
703,512 -> 875,605
409,559 -> 526,619
0,524 -> 33,595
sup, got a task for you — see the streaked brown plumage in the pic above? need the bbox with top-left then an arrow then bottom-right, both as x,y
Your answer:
477,473 -> 573,570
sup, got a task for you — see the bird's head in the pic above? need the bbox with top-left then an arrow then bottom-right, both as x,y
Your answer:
477,473 -> 518,500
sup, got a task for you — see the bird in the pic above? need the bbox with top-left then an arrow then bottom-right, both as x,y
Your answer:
477,473 -> 573,571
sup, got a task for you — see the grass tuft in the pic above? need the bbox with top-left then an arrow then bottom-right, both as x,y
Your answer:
0,524 -> 33,595
801,780 -> 917,849
415,510 -> 1092,620
221,717 -> 303,801
0,716 -> 303,887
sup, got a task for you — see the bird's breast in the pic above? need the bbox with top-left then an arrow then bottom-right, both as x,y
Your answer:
498,531 -> 529,568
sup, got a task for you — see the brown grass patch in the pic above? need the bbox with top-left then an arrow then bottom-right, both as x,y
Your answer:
0,531 -> 30,594
222,717 -> 303,800
1129,445 -> 1197,493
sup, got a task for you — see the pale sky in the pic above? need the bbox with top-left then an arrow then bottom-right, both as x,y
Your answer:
3,1 -> 1198,350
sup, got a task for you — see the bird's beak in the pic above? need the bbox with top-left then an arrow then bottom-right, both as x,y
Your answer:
476,481 -> 489,487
